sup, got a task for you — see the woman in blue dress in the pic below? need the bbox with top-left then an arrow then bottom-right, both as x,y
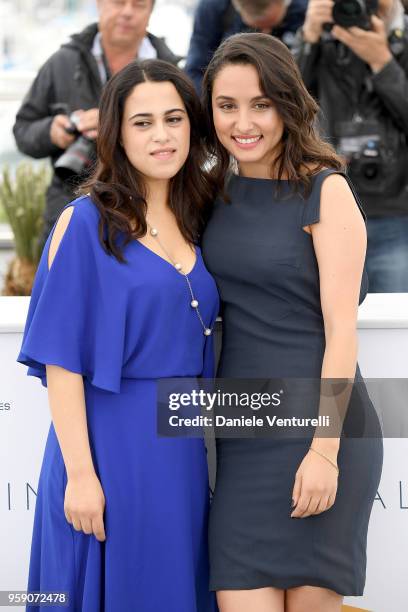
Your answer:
17,59 -> 219,612
201,34 -> 383,612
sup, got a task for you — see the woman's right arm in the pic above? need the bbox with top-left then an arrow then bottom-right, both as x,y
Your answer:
45,207 -> 106,542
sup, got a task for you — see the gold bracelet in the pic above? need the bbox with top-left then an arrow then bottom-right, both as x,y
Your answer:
309,446 -> 339,474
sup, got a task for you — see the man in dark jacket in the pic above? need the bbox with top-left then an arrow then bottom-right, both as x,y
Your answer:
13,0 -> 179,248
185,0 -> 308,92
293,0 -> 408,292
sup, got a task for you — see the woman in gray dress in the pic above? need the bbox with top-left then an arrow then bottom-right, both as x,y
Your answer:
201,33 -> 383,612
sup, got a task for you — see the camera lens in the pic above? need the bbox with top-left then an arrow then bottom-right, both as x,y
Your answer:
340,0 -> 362,16
363,162 -> 379,179
333,0 -> 367,28
54,136 -> 95,181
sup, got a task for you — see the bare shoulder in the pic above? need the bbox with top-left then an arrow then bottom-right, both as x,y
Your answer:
48,206 -> 75,270
320,173 -> 362,225
321,171 -> 350,193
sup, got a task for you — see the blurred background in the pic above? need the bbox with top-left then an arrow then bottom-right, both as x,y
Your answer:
0,0 -> 196,288
1,0 -> 408,295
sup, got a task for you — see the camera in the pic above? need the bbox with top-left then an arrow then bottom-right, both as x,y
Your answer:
336,118 -> 407,196
344,137 -> 388,194
332,0 -> 378,29
54,111 -> 96,182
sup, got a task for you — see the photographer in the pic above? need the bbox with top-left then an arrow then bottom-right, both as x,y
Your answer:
13,0 -> 178,249
185,0 -> 307,93
293,0 -> 408,292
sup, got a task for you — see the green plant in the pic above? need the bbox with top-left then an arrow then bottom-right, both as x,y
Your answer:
0,163 -> 50,264
0,201 -> 7,223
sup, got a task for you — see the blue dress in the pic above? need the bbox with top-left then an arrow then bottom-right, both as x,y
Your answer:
17,195 -> 220,612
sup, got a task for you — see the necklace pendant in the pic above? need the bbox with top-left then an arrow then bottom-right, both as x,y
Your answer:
175,263 -> 182,271
150,228 -> 158,237
191,299 -> 199,308
204,328 -> 212,336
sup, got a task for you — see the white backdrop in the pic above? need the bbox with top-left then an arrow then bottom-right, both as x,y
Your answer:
0,294 -> 407,612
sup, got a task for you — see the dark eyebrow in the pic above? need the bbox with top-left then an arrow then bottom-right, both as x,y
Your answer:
128,108 -> 186,122
215,95 -> 269,102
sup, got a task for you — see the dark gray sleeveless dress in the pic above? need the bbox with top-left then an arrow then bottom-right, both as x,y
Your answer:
201,169 -> 383,596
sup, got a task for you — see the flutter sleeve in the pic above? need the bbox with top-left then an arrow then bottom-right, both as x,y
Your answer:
17,198 -> 126,393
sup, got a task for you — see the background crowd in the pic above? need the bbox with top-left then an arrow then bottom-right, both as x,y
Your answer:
3,0 -> 408,293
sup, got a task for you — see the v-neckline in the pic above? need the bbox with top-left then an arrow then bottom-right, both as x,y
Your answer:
135,240 -> 200,276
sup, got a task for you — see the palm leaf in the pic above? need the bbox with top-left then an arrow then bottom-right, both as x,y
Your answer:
0,163 -> 50,263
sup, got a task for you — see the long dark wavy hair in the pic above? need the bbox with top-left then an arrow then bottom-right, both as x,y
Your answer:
79,59 -> 213,262
202,33 -> 345,198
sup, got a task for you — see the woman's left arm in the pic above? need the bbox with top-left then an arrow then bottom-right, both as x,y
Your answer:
291,173 -> 367,519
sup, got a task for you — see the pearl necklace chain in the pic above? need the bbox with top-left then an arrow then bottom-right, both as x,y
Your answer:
147,224 -> 212,337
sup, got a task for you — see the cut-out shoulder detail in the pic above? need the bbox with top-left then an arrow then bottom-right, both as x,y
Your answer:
48,206 -> 75,271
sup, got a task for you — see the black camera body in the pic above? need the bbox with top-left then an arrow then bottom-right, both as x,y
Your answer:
332,0 -> 378,29
336,118 -> 407,196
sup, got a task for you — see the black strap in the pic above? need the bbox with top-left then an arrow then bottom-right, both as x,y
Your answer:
101,49 -> 112,82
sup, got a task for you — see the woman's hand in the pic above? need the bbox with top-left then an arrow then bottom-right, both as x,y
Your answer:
64,471 -> 106,541
291,449 -> 338,518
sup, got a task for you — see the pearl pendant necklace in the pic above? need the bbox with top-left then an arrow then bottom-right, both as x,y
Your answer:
147,224 -> 212,337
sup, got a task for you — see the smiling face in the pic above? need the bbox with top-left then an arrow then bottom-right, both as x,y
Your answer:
98,0 -> 153,49
120,80 -> 191,186
211,63 -> 284,178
